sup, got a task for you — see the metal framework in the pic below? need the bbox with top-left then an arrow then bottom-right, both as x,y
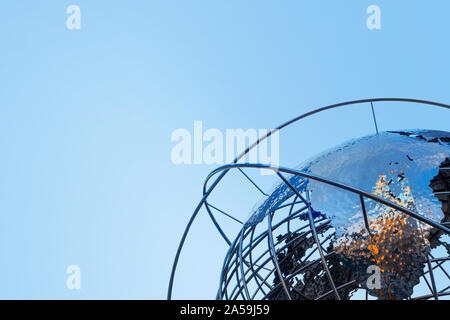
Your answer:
168,98 -> 450,300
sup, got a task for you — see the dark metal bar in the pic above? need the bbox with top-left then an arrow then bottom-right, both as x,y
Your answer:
168,170 -> 228,300
426,255 -> 439,300
216,236 -> 240,299
370,102 -> 379,134
247,220 -> 330,299
260,252 -> 335,300
248,228 -> 270,296
423,259 -> 447,277
286,195 -> 298,242
439,285 -> 450,293
238,228 -> 251,299
208,203 -> 244,225
275,171 -> 340,299
421,272 -> 434,295
238,167 -> 269,197
233,252 -> 247,300
429,254 -> 450,281
316,280 -> 358,300
230,217 -> 311,298
360,195 -> 373,238
305,190 -> 341,300
412,291 -> 450,300
267,212 -> 292,300
225,207 -> 315,296
205,203 -> 232,245
430,257 -> 450,263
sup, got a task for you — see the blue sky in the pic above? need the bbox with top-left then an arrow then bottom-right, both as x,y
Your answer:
0,1 -> 449,299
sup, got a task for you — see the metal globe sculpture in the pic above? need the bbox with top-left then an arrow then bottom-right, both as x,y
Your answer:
168,98 -> 450,300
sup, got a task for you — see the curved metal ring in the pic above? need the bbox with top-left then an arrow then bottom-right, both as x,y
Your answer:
168,98 -> 450,300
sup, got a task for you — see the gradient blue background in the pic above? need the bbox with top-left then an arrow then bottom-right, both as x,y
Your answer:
0,1 -> 449,299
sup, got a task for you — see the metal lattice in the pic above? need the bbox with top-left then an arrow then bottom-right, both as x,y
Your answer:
168,98 -> 450,300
